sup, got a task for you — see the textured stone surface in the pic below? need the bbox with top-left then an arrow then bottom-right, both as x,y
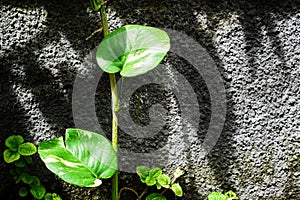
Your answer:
0,0 -> 299,199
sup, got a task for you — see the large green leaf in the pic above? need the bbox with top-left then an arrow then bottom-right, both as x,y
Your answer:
96,25 -> 170,77
38,128 -> 117,187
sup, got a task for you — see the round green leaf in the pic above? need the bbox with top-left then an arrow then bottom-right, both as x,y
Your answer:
171,183 -> 183,197
38,128 -> 117,187
30,176 -> 41,187
3,149 -> 20,163
145,176 -> 156,186
96,25 -> 170,77
21,173 -> 33,184
19,187 -> 28,197
157,174 -> 170,188
44,193 -> 52,200
5,135 -> 24,151
146,193 -> 167,200
18,142 -> 37,156
208,192 -> 228,200
149,168 -> 162,178
30,185 -> 46,200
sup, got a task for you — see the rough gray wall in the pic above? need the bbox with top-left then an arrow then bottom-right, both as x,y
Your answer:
0,0 -> 299,199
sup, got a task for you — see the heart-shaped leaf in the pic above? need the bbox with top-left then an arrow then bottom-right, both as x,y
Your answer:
96,25 -> 170,77
38,128 -> 117,187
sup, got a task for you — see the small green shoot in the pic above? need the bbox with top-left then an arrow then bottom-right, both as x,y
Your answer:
136,166 -> 185,199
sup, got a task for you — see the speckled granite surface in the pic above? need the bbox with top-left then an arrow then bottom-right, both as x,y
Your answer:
0,0 -> 299,199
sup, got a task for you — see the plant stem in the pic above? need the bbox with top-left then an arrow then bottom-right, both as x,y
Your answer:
110,73 -> 119,200
99,1 -> 119,200
138,187 -> 148,200
119,187 -> 140,200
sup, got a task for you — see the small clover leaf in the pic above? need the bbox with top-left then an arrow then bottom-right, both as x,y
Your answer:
30,185 -> 46,200
3,149 -> 20,163
18,142 -> 37,156
30,176 -> 41,187
21,173 -> 33,184
149,168 -> 162,178
44,193 -> 52,200
5,135 -> 24,151
157,174 -> 171,188
145,176 -> 157,186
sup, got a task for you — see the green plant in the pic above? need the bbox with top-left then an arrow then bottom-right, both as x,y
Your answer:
44,193 -> 63,200
131,166 -> 185,199
208,190 -> 239,200
3,135 -> 62,200
37,0 -> 171,200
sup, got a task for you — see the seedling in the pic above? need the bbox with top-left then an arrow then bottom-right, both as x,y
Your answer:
3,135 -> 62,200
133,166 -> 185,199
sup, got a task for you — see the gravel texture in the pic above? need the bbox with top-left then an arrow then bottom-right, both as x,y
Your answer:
0,0 -> 299,199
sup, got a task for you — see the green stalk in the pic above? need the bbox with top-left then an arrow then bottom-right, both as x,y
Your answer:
99,1 -> 119,200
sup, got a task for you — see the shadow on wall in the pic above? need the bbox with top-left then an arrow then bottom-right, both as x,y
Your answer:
0,0 -> 298,199
109,0 -> 299,199
0,0 -> 104,198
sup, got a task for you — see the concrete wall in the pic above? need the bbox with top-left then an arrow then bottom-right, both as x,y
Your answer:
1,0 -> 299,199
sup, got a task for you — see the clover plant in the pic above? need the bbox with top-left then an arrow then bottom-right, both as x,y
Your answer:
134,166 -> 185,199
3,135 -> 62,200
